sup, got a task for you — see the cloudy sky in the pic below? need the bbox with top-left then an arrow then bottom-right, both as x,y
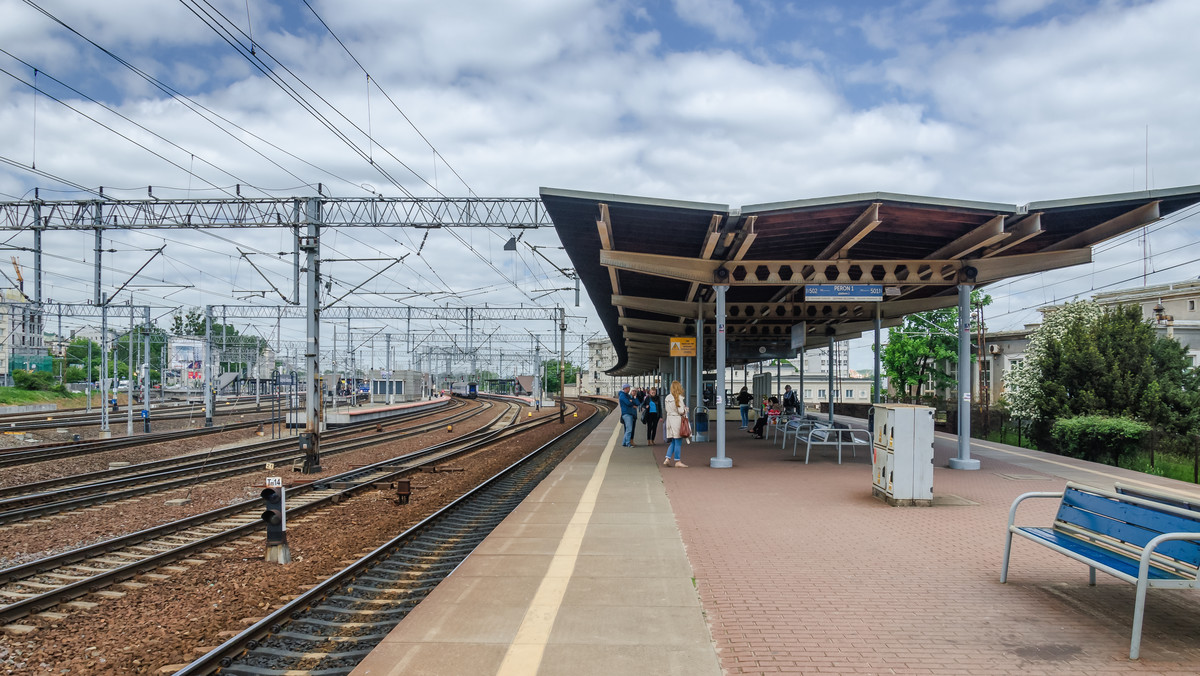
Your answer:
0,0 -> 1197,372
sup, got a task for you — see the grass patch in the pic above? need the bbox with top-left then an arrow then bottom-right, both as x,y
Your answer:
0,387 -> 86,407
1121,451 -> 1198,484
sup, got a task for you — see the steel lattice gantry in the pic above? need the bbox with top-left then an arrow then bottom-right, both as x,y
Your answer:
0,196 -> 549,230
0,195 -> 560,473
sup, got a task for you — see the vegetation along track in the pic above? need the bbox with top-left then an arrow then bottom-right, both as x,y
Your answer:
0,400 -> 545,625
177,402 -> 605,675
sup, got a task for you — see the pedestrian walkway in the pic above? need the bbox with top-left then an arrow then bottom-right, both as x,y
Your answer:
664,415 -> 1200,674
355,409 -> 1200,675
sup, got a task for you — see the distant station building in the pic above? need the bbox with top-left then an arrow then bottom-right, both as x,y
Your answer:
0,288 -> 48,386
587,339 -> 622,396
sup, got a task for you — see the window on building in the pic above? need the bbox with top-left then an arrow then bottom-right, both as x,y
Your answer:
817,389 -> 826,398
803,389 -> 811,398
1190,300 -> 1196,311
845,389 -> 854,398
859,390 -> 867,399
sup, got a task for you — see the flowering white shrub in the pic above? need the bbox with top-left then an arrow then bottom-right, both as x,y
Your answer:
1003,300 -> 1102,419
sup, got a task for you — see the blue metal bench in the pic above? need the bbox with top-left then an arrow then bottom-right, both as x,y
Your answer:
1114,481 -> 1200,513
1002,482 -> 1200,659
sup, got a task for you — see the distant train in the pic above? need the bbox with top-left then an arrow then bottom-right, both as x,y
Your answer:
450,381 -> 478,399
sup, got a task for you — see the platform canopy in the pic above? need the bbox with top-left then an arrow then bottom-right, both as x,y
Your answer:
541,185 -> 1200,376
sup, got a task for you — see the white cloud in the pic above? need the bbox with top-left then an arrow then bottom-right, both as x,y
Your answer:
671,0 -> 754,42
987,0 -> 1058,22
1,0 -> 1198,351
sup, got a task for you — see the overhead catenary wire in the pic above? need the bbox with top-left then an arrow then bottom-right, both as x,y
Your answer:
183,0 -> 558,304
9,1 -> 568,312
18,0 -> 369,198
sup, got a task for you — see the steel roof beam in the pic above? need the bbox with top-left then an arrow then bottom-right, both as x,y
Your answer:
982,213 -> 1042,257
971,248 -> 1091,283
926,215 -> 1007,260
617,317 -> 691,334
601,250 -> 968,285
1043,201 -> 1160,252
815,202 -> 882,260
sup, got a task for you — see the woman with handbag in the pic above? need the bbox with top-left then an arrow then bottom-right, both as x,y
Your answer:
662,380 -> 689,468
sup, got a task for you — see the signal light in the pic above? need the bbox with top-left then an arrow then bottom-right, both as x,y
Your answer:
261,486 -> 291,564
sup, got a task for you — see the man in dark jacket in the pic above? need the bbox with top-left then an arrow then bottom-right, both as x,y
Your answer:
618,383 -> 637,447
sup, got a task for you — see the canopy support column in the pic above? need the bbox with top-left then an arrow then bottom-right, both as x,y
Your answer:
949,283 -> 980,470
710,285 -> 731,468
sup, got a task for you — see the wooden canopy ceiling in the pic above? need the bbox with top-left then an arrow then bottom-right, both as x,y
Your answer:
541,186 -> 1200,376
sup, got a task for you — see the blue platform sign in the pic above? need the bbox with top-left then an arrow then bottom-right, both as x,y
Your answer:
804,284 -> 883,302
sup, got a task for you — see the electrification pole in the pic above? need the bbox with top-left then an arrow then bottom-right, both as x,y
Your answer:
301,198 -> 323,473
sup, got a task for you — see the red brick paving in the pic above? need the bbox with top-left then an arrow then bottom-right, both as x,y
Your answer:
655,422 -> 1200,675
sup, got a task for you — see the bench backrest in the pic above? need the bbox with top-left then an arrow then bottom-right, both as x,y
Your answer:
1114,482 -> 1200,513
1056,485 -> 1200,570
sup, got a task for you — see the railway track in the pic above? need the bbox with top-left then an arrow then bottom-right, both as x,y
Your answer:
0,397 -> 289,431
0,417 -> 273,470
0,400 -> 468,525
0,400 -> 542,625
176,402 -> 603,675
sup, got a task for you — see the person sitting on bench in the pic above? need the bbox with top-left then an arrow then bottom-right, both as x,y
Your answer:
749,397 -> 779,439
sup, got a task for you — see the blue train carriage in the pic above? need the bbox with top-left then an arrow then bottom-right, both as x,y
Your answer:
451,381 -> 478,399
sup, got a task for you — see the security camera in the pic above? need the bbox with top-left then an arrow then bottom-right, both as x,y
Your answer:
713,266 -> 730,283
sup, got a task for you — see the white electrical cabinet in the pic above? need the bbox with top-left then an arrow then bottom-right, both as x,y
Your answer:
871,404 -> 934,506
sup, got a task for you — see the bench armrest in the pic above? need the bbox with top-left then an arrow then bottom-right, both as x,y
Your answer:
1007,491 -> 1065,530
1139,532 -> 1200,573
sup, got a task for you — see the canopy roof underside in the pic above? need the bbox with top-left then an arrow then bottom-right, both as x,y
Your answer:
541,185 -> 1200,376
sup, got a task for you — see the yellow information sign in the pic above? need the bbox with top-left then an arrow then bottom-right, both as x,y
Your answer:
669,336 -> 696,357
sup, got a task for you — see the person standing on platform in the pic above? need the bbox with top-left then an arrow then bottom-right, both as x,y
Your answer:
783,385 -> 798,415
736,386 -> 753,429
618,383 -> 637,447
643,386 -> 662,445
663,380 -> 689,467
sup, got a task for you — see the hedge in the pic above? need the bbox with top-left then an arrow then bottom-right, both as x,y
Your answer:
1049,415 -> 1151,464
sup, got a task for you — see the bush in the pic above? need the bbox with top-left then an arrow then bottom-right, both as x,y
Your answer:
1050,415 -> 1151,465
12,369 -> 57,391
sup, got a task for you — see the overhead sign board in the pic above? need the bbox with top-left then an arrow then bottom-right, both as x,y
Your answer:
804,284 -> 883,303
669,336 -> 696,357
791,321 -> 807,350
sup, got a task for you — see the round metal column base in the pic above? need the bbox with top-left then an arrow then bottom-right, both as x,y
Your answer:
709,456 -> 733,468
948,457 -> 981,470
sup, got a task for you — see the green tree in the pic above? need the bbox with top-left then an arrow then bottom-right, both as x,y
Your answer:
170,309 -> 206,336
61,365 -> 89,384
542,361 -> 580,393
1016,303 -> 1200,446
882,292 -> 990,402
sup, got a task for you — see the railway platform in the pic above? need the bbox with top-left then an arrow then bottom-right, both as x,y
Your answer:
354,410 -> 1200,675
